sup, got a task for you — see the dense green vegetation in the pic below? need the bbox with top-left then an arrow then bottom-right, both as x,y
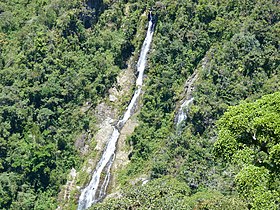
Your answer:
94,93 -> 280,209
215,92 -> 280,209
0,0 -> 279,209
0,0 -> 144,208
92,177 -> 247,209
114,0 -> 279,209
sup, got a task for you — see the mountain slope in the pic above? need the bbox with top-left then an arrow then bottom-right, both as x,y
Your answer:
0,0 -> 279,209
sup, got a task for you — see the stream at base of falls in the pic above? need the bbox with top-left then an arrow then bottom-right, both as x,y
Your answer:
77,12 -> 155,210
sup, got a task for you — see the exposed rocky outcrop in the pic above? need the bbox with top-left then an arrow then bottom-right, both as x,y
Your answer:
108,61 -> 136,106
108,116 -> 139,193
57,55 -> 138,208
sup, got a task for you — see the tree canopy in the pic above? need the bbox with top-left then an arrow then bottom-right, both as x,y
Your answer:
215,92 -> 280,209
0,0 -> 279,209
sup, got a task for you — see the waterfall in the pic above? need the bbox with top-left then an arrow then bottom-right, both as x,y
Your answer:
175,71 -> 198,132
176,97 -> 194,128
77,12 -> 155,210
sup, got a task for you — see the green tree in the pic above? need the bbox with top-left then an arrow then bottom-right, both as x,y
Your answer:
215,92 -> 280,208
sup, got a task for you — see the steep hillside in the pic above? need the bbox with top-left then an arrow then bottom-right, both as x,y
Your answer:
94,0 -> 280,209
0,0 -> 279,209
0,0 -> 143,208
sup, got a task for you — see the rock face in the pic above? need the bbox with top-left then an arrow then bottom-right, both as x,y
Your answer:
94,117 -> 114,152
63,168 -> 77,201
115,117 -> 138,169
108,62 -> 136,105
57,56 -> 138,208
183,71 -> 198,100
94,102 -> 116,125
109,117 -> 139,193
109,94 -> 117,102
75,133 -> 91,155
57,168 -> 78,210
84,60 -> 138,198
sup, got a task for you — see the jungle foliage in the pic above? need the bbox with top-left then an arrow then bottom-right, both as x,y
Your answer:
114,0 -> 279,209
0,0 -> 279,209
0,0 -> 142,208
92,177 -> 247,210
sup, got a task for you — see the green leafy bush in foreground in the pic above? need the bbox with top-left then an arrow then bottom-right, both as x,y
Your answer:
91,176 -> 246,210
215,92 -> 280,209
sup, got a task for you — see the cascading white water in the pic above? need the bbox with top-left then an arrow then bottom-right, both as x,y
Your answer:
175,70 -> 198,131
176,97 -> 194,128
77,12 -> 155,210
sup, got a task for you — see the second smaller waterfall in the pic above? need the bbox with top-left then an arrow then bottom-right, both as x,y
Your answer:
175,71 -> 198,132
176,97 -> 194,128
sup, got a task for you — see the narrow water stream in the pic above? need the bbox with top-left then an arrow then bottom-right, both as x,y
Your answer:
175,71 -> 198,133
176,97 -> 194,128
77,12 -> 155,210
